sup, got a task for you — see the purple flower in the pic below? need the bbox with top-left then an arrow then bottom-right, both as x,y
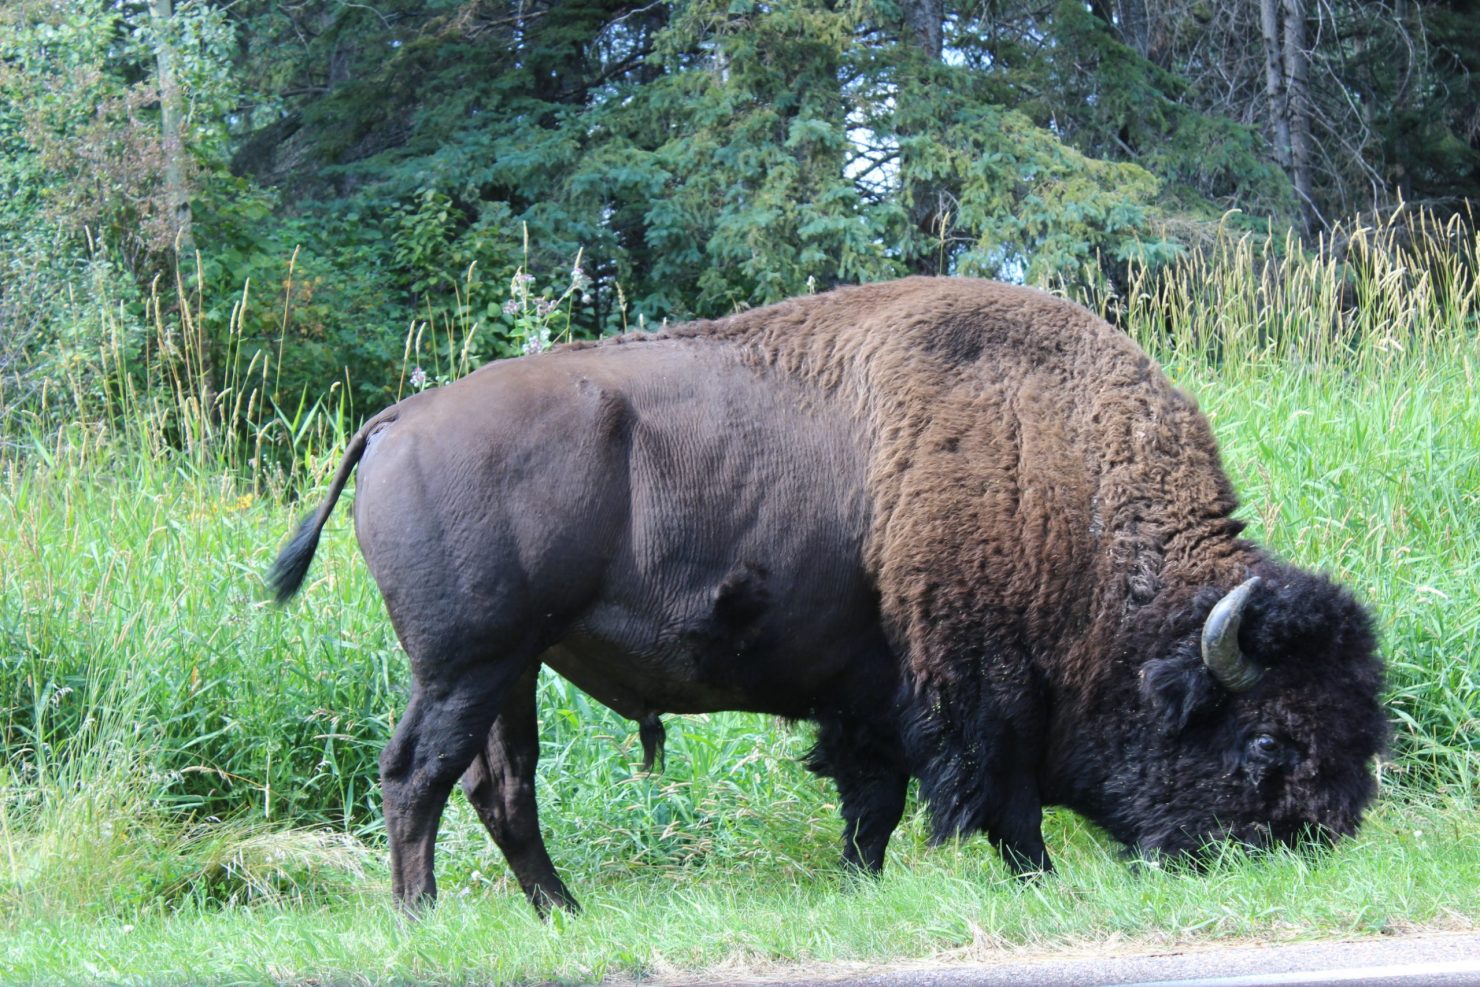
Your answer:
410,366 -> 428,389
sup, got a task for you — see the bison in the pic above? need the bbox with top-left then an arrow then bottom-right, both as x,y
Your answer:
269,277 -> 1386,912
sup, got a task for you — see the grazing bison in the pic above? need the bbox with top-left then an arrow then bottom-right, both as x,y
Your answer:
269,277 -> 1386,912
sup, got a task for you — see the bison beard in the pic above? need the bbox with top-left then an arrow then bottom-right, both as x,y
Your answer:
268,277 -> 1387,913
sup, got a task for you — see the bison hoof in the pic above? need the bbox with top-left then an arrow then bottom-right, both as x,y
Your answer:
530,886 -> 581,918
393,891 -> 438,921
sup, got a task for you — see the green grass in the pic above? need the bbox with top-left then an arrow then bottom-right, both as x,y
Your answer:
1,799 -> 1476,984
1,214 -> 1478,983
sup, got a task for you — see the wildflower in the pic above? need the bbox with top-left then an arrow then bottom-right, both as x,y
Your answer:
509,272 -> 536,297
410,366 -> 428,390
502,298 -> 519,316
535,296 -> 555,318
571,262 -> 592,293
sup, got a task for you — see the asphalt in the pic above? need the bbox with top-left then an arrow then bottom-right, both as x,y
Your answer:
634,932 -> 1480,987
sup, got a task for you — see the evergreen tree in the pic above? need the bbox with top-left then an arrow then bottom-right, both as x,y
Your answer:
4,0 -> 1476,411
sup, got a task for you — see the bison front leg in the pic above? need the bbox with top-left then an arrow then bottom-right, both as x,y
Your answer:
380,661 -> 526,911
807,716 -> 910,875
980,760 -> 1052,877
920,746 -> 1052,877
460,664 -> 578,916
902,671 -> 1054,878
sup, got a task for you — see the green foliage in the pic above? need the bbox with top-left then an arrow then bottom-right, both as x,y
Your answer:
0,2 -> 143,408
0,0 -> 234,262
882,62 -> 1175,282
584,1 -> 901,311
0,0 -> 240,424
1027,1 -> 1294,220
10,0 -> 1477,418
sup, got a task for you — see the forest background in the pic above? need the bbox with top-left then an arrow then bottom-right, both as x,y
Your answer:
3,0 -> 1478,417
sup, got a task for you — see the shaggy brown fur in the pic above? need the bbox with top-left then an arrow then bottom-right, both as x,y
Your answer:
270,277 -> 1386,911
648,278 -> 1251,685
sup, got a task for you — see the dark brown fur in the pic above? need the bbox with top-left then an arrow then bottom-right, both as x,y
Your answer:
270,277 -> 1386,912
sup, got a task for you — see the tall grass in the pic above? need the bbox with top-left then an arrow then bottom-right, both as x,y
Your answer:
1076,207 -> 1480,794
0,213 -> 1477,980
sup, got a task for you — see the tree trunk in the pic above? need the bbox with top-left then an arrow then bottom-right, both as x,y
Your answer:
902,0 -> 943,61
149,0 -> 213,423
1282,0 -> 1317,234
148,0 -> 194,260
1260,0 -> 1291,172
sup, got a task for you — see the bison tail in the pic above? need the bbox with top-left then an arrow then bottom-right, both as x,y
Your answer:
638,714 -> 666,774
267,512 -> 324,603
266,422 -> 374,604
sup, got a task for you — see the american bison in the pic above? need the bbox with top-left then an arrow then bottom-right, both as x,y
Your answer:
269,277 -> 1386,912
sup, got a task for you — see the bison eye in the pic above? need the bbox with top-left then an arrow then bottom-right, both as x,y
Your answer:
1252,733 -> 1282,756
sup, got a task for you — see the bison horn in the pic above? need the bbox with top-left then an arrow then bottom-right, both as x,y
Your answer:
1201,577 -> 1264,692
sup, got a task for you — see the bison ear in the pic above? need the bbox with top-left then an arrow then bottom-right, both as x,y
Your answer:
1139,652 -> 1220,735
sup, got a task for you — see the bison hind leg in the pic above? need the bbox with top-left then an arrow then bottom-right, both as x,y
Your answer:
460,664 -> 579,916
380,656 -> 535,911
807,715 -> 909,875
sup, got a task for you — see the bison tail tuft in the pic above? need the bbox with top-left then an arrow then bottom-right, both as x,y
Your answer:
267,512 -> 323,604
639,714 -> 666,774
263,422 -> 374,605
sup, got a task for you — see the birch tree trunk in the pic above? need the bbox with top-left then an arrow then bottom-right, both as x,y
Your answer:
1260,0 -> 1292,172
149,0 -> 211,420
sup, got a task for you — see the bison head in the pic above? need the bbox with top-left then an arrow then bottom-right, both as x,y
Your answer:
1073,565 -> 1387,862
